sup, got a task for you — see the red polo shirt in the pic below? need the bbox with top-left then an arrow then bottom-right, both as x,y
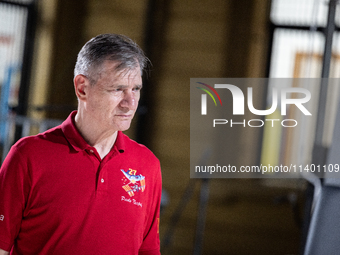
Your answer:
0,111 -> 162,254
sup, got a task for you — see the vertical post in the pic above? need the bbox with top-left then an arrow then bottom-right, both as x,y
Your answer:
136,0 -> 171,146
312,0 -> 338,174
14,1 -> 37,142
193,178 -> 210,255
302,1 -> 338,254
16,1 -> 36,116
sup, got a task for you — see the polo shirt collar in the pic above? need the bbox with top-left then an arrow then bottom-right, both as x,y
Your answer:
61,111 -> 125,153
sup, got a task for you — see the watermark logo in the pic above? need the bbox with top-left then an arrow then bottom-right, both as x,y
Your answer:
190,78 -> 327,179
193,79 -> 313,128
198,83 -> 312,116
196,82 -> 222,115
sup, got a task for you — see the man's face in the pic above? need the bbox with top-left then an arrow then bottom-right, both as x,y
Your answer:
84,60 -> 142,133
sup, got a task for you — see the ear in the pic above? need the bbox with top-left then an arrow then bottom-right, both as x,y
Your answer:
74,74 -> 89,101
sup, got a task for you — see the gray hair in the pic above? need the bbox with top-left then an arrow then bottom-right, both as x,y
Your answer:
74,33 -> 149,85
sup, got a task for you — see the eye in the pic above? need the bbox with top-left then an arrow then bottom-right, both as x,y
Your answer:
108,88 -> 122,93
133,86 -> 142,91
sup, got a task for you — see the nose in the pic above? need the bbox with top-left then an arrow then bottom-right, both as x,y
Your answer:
120,90 -> 137,109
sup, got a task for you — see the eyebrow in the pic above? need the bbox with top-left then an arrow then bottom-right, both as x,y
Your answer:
109,84 -> 143,89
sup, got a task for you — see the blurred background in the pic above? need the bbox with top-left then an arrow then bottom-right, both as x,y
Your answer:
0,0 -> 340,254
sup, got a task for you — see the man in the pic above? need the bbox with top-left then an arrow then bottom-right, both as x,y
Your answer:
0,34 -> 162,254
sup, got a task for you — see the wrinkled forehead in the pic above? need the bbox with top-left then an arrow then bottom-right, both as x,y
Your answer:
103,55 -> 142,73
96,60 -> 142,83
115,67 -> 142,83
100,59 -> 140,74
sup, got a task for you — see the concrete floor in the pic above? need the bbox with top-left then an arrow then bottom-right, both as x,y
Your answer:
160,179 -> 306,255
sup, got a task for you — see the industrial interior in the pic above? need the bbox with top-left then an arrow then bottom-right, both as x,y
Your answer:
0,0 -> 340,254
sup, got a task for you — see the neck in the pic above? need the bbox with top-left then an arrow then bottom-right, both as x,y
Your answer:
75,110 -> 118,159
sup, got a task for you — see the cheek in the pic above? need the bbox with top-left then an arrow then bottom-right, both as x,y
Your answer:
103,95 -> 121,108
134,94 -> 141,105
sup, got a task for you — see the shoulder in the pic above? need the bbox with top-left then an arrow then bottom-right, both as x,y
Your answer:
119,133 -> 161,181
120,132 -> 159,163
11,125 -> 67,155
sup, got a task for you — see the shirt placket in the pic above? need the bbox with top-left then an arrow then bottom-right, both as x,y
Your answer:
86,148 -> 108,192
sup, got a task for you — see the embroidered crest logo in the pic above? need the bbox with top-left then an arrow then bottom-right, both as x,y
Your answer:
121,168 -> 145,197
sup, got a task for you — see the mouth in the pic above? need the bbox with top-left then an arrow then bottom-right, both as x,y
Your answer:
116,114 -> 132,119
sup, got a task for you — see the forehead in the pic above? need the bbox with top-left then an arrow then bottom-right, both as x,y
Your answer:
98,60 -> 141,82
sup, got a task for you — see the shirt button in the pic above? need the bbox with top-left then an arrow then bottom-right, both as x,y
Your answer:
101,178 -> 104,183
89,150 -> 94,153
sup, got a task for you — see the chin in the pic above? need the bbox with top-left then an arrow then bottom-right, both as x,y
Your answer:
117,124 -> 132,132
